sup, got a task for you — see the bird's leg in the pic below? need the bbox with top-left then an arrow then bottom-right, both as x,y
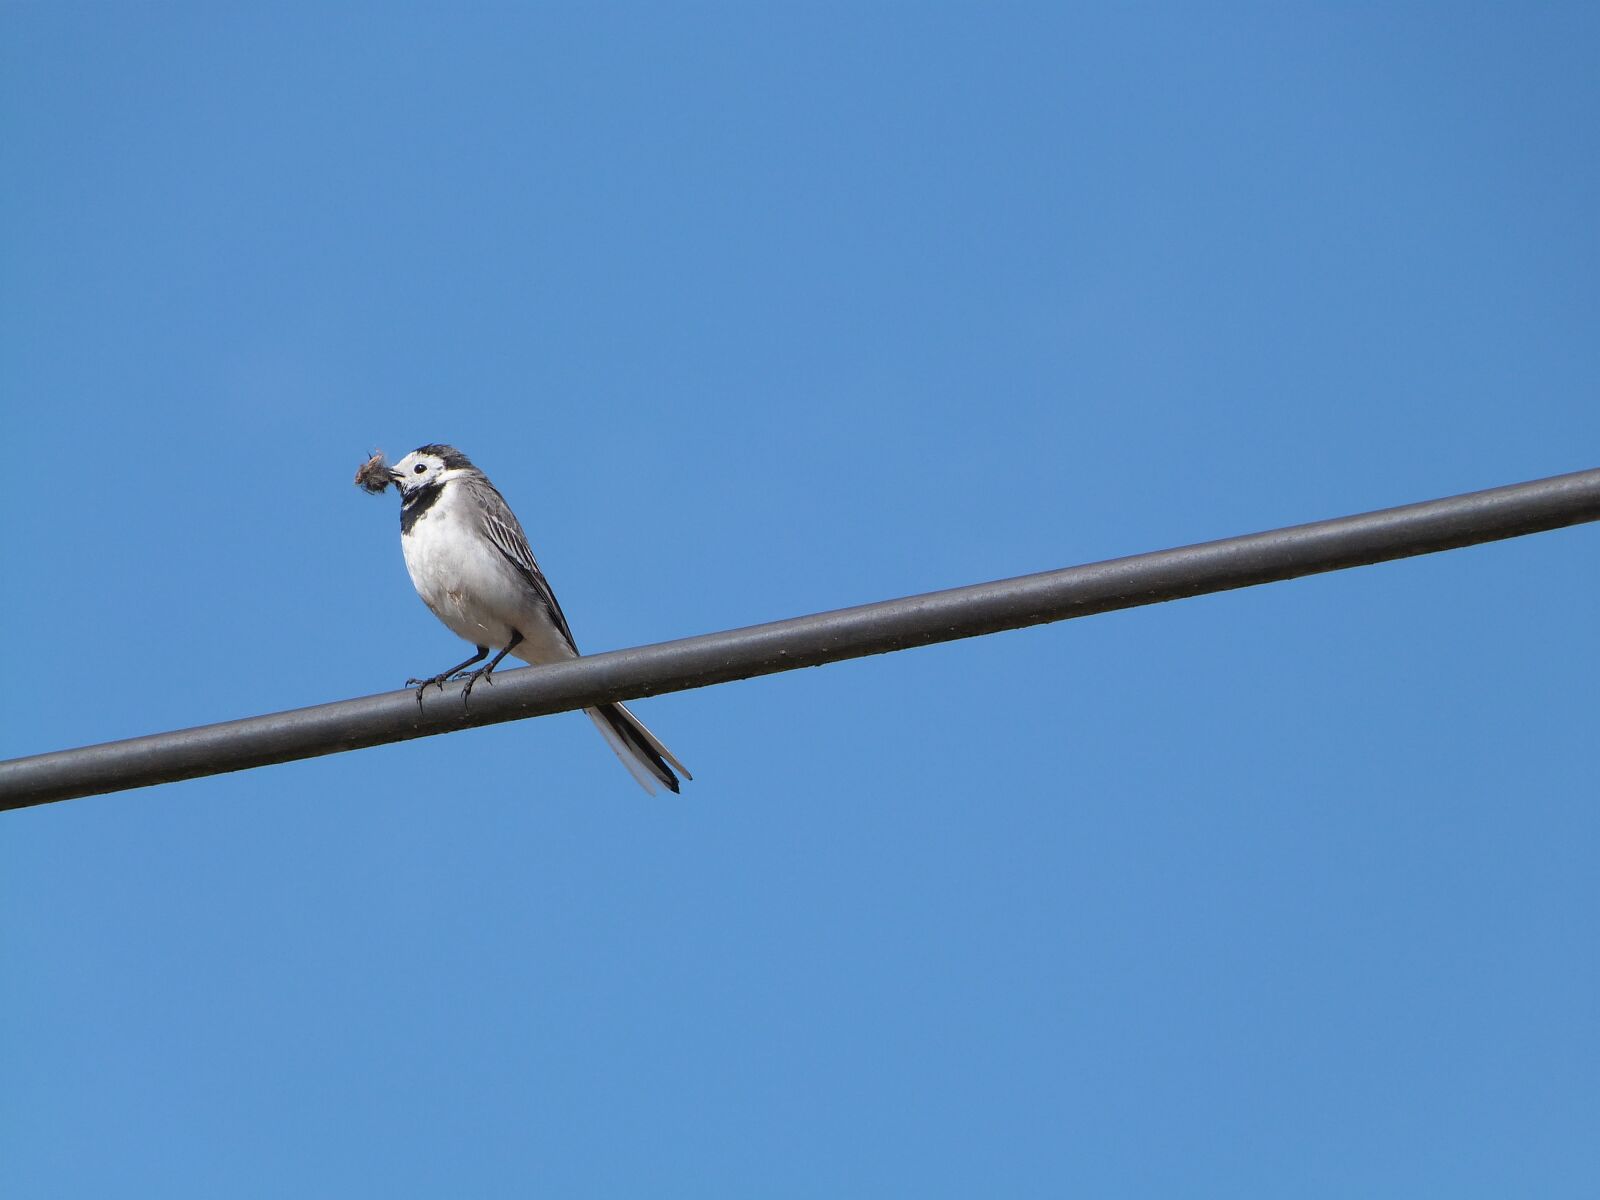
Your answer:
407,647 -> 489,707
461,631 -> 524,703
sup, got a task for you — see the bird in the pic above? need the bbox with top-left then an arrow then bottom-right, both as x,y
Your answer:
372,443 -> 690,795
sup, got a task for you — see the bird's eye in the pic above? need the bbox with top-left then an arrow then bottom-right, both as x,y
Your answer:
414,464 -> 427,474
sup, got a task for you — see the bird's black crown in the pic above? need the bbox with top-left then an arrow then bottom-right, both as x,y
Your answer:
413,444 -> 476,471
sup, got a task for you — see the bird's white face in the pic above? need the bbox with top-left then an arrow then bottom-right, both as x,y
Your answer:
390,449 -> 450,496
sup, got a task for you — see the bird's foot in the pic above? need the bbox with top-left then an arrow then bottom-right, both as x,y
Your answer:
460,664 -> 498,703
404,672 -> 455,712
405,672 -> 455,692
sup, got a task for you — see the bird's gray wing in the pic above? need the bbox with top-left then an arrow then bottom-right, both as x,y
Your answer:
466,477 -> 579,651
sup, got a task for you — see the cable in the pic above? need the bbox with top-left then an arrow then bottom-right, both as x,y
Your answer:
3,466 -> 1598,811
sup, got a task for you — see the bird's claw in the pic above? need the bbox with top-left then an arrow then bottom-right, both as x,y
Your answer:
460,666 -> 497,704
404,673 -> 454,713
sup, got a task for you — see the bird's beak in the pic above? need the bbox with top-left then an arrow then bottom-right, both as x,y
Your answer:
388,469 -> 406,485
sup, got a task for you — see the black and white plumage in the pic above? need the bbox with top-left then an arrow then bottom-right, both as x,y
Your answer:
381,444 -> 689,795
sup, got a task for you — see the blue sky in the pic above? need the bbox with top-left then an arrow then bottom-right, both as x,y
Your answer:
3,4 -> 1597,1195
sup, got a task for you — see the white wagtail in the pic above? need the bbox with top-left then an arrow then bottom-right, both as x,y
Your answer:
370,444 -> 689,795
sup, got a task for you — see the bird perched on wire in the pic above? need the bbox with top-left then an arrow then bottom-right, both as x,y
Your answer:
358,444 -> 690,795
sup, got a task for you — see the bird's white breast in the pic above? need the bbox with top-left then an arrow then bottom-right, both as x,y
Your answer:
400,484 -> 521,648
399,481 -> 575,665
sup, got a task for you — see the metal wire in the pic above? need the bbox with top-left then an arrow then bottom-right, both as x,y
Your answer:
4,466 -> 1598,811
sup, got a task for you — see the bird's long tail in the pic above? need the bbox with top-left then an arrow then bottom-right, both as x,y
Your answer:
585,703 -> 691,795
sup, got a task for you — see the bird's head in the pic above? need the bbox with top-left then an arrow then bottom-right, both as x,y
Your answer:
388,444 -> 477,497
